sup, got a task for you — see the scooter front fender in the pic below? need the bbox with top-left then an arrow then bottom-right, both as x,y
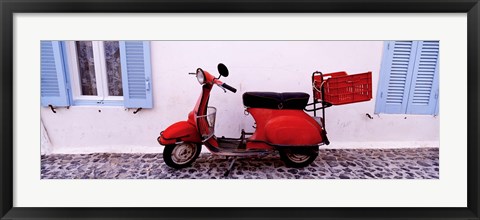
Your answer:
158,121 -> 202,145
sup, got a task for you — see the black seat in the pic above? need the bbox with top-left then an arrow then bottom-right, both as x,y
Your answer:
242,92 -> 310,110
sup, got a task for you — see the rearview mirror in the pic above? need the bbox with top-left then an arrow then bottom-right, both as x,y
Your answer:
217,63 -> 229,77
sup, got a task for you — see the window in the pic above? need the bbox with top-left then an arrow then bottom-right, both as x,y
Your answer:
40,41 -> 153,109
66,41 -> 123,103
375,41 -> 439,115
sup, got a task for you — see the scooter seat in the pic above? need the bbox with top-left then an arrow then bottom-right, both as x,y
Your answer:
243,92 -> 310,110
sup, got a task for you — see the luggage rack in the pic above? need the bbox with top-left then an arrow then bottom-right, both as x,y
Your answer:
304,71 -> 332,130
305,70 -> 373,135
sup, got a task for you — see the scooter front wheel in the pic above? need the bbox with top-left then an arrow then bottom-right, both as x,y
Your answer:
279,147 -> 318,168
163,143 -> 202,169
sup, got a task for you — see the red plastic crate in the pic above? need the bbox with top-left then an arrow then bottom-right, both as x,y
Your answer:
313,71 -> 372,105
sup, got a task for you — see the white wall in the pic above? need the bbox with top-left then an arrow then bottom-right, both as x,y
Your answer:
40,41 -> 439,154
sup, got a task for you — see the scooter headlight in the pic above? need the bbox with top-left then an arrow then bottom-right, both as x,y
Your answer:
196,68 -> 206,85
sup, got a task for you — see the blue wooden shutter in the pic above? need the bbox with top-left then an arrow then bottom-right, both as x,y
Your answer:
375,41 -> 419,114
406,41 -> 439,115
41,41 -> 69,107
120,41 -> 153,108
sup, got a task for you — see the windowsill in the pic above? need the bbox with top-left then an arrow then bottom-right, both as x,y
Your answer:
72,100 -> 124,107
374,113 -> 439,118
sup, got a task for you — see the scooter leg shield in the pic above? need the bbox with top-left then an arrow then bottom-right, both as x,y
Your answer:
158,121 -> 202,145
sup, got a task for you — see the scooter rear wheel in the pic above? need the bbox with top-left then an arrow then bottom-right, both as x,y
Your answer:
163,143 -> 202,169
279,147 -> 318,168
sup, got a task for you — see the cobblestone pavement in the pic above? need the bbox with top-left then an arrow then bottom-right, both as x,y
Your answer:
41,148 -> 439,179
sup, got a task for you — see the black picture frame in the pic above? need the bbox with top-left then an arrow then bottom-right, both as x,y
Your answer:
1,0 -> 479,219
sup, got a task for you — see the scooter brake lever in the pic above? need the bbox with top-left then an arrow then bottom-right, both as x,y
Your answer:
217,84 -> 227,93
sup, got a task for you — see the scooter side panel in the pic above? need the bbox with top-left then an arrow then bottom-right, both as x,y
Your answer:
264,115 -> 323,145
246,108 -> 323,148
158,121 -> 202,145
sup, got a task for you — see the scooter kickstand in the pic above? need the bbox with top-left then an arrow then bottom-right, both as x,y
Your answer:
224,157 -> 237,177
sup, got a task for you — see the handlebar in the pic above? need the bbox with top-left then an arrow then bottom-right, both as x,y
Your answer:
221,83 -> 237,93
191,69 -> 237,93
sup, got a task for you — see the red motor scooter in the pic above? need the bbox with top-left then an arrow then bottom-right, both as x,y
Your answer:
158,63 -> 331,169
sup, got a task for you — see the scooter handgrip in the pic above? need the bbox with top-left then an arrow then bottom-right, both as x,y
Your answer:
222,83 -> 237,93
